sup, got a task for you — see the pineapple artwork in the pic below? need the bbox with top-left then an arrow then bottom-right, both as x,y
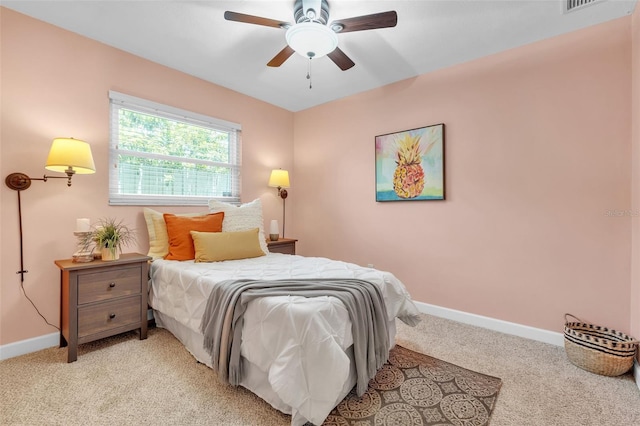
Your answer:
393,133 -> 427,198
375,124 -> 444,201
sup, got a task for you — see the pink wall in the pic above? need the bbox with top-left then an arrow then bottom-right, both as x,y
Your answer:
2,7 -> 638,348
293,17 -> 634,334
0,8 -> 293,345
631,4 -> 640,344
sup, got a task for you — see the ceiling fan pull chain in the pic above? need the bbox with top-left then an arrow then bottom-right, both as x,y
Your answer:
307,57 -> 313,89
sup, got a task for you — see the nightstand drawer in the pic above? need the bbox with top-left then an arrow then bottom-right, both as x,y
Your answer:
78,296 -> 141,339
269,243 -> 295,254
267,238 -> 297,255
78,266 -> 141,304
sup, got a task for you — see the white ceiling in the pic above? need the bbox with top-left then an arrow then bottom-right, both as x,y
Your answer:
3,0 -> 637,112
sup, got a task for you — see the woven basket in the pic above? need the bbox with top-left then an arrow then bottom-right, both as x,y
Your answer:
564,313 -> 638,376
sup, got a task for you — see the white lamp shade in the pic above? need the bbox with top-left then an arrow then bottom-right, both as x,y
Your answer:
268,169 -> 290,188
286,22 -> 338,58
270,219 -> 279,234
45,138 -> 96,174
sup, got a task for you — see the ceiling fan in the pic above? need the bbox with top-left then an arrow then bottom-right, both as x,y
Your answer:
224,0 -> 397,71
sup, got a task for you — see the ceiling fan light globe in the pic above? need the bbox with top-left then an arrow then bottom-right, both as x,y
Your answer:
285,22 -> 338,59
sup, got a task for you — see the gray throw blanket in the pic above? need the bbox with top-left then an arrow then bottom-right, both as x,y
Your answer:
200,278 -> 389,397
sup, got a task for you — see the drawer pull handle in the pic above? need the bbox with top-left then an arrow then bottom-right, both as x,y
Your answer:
109,313 -> 116,319
109,282 -> 116,288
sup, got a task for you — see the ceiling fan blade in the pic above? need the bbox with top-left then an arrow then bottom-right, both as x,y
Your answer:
331,11 -> 397,33
224,11 -> 289,29
267,46 -> 296,67
327,48 -> 355,71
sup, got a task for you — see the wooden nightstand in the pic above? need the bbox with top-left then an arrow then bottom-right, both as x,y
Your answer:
55,253 -> 151,362
267,238 -> 298,255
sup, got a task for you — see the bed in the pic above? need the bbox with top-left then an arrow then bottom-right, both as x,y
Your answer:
144,200 -> 421,426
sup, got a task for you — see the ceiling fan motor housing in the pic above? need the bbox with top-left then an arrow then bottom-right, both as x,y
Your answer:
294,0 -> 330,24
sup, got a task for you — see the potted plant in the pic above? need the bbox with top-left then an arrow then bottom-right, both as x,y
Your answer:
92,217 -> 136,261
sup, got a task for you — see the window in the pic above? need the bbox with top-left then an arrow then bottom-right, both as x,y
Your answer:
109,91 -> 241,206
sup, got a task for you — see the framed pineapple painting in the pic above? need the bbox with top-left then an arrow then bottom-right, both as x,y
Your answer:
375,123 -> 445,201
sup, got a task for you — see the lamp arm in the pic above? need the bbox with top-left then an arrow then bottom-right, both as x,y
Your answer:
41,173 -> 74,187
5,168 -> 76,191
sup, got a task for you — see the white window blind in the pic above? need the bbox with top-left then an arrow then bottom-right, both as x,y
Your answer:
109,91 -> 241,206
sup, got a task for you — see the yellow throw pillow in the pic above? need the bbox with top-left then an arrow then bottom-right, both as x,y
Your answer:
191,228 -> 265,262
164,213 -> 225,261
143,208 -> 209,260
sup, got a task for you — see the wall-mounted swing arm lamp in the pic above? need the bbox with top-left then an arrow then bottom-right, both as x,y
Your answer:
5,138 -> 96,281
268,169 -> 290,237
5,138 -> 96,191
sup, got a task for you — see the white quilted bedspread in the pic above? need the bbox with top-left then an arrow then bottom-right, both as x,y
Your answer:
149,253 -> 420,425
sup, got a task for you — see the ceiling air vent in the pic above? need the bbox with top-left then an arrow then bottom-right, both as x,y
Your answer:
564,0 -> 605,13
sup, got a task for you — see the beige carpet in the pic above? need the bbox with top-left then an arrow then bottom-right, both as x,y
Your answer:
1,314 -> 639,425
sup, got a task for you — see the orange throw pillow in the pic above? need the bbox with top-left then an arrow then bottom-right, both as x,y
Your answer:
163,212 -> 224,260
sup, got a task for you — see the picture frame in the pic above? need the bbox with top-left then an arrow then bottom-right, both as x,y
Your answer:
375,123 -> 445,202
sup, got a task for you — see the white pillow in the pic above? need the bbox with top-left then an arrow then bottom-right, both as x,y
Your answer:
208,198 -> 269,254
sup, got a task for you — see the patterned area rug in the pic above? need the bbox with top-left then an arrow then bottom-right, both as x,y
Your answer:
322,345 -> 502,426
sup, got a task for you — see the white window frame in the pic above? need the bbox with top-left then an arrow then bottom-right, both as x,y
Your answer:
108,91 -> 241,206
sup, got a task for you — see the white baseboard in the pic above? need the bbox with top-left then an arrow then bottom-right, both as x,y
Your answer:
0,332 -> 59,361
0,304 -> 567,361
414,301 -> 565,347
